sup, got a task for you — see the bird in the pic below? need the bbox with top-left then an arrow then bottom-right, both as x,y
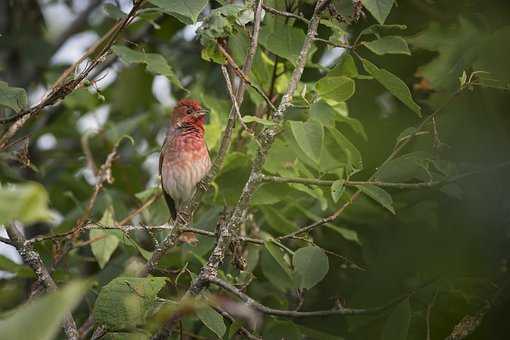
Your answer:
159,99 -> 211,221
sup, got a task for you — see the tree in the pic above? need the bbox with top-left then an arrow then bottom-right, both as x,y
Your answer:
1,0 -> 510,339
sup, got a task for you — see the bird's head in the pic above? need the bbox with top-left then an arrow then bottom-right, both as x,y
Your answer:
171,99 -> 208,129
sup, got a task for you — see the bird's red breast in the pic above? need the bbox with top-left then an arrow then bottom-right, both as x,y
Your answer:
159,99 -> 211,220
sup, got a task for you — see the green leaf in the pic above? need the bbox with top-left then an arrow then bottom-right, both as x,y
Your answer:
288,120 -> 324,166
90,207 -> 120,269
309,100 -> 367,139
362,36 -> 411,55
0,281 -> 88,340
293,246 -> 329,289
331,179 -> 345,203
374,152 -> 432,182
264,240 -> 292,277
360,0 -> 395,24
112,45 -> 183,90
242,115 -> 275,126
356,184 -> 395,214
0,182 -> 52,225
358,23 -> 407,39
0,255 -> 34,278
102,333 -> 149,340
196,303 -> 226,338
263,320 -> 302,340
361,58 -> 421,116
0,81 -> 27,112
259,20 -> 307,65
260,246 -> 294,291
327,127 -> 363,173
381,299 -> 411,340
316,76 -> 356,103
260,206 -> 296,234
149,0 -> 208,24
329,53 -> 358,78
94,277 -> 167,331
103,4 -> 126,19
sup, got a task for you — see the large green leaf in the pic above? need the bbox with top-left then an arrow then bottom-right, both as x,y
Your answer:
0,281 -> 88,340
112,45 -> 183,89
0,182 -> 52,225
310,100 -> 367,139
259,20 -> 307,65
374,152 -> 432,182
293,246 -> 329,289
264,241 -> 293,277
94,277 -> 167,331
360,0 -> 395,24
331,179 -> 346,203
288,120 -> 324,166
90,207 -> 120,269
260,246 -> 294,291
329,53 -> 359,78
316,76 -> 356,103
327,127 -> 363,173
0,81 -> 27,112
149,0 -> 208,24
261,206 -> 296,234
361,58 -> 421,116
381,299 -> 411,340
196,304 -> 226,338
0,255 -> 34,278
356,184 -> 395,214
362,36 -> 411,55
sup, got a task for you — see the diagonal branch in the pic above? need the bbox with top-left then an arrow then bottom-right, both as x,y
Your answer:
0,0 -> 146,150
5,223 -> 79,340
220,64 -> 261,146
217,43 -> 276,111
141,0 -> 265,279
186,0 -> 331,299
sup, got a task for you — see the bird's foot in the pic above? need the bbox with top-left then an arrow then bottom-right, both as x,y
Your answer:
176,211 -> 190,224
198,178 -> 209,192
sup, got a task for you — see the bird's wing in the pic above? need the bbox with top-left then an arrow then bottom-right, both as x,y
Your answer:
160,140 -> 177,220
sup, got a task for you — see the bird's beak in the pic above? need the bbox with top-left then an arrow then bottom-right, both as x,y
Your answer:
193,108 -> 209,118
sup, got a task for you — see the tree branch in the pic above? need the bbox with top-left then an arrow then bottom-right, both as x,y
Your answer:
5,223 -> 79,340
0,0 -> 146,150
217,43 -> 276,111
208,276 -> 405,317
262,4 -> 310,24
279,89 -> 464,240
185,0 -> 330,302
141,0 -> 265,279
259,161 -> 510,189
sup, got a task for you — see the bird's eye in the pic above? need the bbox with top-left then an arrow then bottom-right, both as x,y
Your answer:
186,109 -> 193,115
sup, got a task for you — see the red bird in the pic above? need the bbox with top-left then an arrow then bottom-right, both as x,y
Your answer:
159,99 -> 211,220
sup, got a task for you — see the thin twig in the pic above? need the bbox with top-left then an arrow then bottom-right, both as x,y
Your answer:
220,65 -> 261,146
262,4 -> 310,24
259,162 -> 510,189
279,89 -> 464,240
6,223 -> 79,340
208,276 -> 405,317
217,43 -> 276,111
142,0 -> 265,281
0,0 -> 146,150
118,191 -> 162,225
185,0 -> 331,303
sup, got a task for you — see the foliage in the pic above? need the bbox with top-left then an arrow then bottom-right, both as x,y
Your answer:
1,0 -> 510,339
